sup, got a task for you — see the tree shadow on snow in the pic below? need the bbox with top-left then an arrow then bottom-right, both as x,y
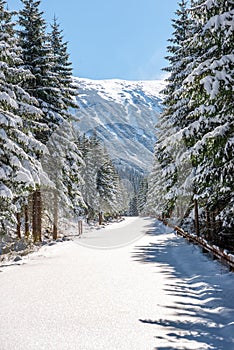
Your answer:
141,217 -> 173,236
133,219 -> 234,350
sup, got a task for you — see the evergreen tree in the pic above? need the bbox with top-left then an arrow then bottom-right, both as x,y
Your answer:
18,0 -> 63,138
147,0 -> 193,221
137,177 -> 148,214
97,151 -> 120,215
128,195 -> 138,216
17,0 -> 56,240
41,123 -> 85,239
0,0 -> 45,236
179,0 -> 234,238
79,133 -> 123,221
18,1 -> 83,240
79,133 -> 103,217
49,16 -> 78,119
149,0 -> 234,245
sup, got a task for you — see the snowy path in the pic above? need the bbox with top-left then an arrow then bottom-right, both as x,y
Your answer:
0,217 -> 233,350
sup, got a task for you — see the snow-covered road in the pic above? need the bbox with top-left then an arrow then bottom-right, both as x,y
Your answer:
0,217 -> 233,350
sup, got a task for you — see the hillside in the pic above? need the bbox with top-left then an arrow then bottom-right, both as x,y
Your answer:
74,78 -> 165,174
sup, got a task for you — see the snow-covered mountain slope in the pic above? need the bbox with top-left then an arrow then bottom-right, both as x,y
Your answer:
74,78 -> 165,174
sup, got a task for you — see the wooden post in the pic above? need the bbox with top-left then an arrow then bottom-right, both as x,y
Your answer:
194,199 -> 200,237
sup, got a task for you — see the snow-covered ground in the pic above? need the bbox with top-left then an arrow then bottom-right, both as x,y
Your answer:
0,217 -> 233,350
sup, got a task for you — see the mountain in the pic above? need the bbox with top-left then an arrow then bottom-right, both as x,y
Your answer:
73,78 -> 165,175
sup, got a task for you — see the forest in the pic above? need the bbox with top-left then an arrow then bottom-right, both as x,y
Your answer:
146,0 -> 234,250
0,0 -> 234,253
0,0 -> 130,247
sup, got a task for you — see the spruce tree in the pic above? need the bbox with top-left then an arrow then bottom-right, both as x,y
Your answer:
79,133 -> 123,221
0,0 -> 45,236
50,16 -> 78,119
41,123 -> 85,239
177,0 -> 234,239
147,0 -> 193,221
97,151 -> 121,215
18,1 -> 83,239
149,0 -> 234,243
18,0 -> 64,138
79,133 -> 103,218
137,177 -> 148,214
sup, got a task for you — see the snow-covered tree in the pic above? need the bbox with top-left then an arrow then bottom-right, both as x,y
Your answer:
79,133 -> 123,221
128,195 -> 138,216
41,123 -> 86,239
17,1 -> 84,240
18,0 -> 64,137
49,16 -> 78,119
147,0 -> 193,221
79,134 -> 102,218
180,0 -> 234,237
149,0 -> 234,245
137,177 -> 148,214
96,151 -> 121,216
0,0 -> 45,236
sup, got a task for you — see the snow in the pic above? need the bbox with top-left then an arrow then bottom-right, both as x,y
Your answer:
73,78 -> 165,174
0,183 -> 13,199
74,78 -> 165,105
0,217 -> 233,350
204,10 -> 234,32
0,92 -> 18,109
15,169 -> 34,185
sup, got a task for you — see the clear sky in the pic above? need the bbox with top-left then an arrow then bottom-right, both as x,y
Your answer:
7,0 -> 179,80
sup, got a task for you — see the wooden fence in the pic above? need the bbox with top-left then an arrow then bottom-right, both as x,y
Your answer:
160,219 -> 234,272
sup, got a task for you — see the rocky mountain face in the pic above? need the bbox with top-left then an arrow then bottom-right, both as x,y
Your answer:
74,78 -> 165,175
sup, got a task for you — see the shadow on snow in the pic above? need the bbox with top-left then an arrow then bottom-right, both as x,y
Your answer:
133,219 -> 234,350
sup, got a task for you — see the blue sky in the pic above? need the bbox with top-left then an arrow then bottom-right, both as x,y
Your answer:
8,0 -> 178,80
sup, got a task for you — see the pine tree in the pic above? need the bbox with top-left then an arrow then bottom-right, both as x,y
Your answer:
18,1 -> 83,240
149,0 -> 234,245
18,0 -> 64,138
0,0 -> 45,236
128,195 -> 138,216
49,16 -> 78,119
41,123 -> 86,239
79,133 -> 123,221
147,0 -> 193,222
137,177 -> 148,214
180,0 -> 234,238
96,150 -> 120,215
17,0 -> 51,241
79,133 -> 102,218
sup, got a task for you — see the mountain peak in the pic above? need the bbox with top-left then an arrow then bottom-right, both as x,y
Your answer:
74,77 -> 165,174
75,77 -> 165,105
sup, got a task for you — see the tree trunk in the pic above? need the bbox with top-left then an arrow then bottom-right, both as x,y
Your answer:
37,190 -> 42,241
206,208 -> 211,240
53,190 -> 58,240
211,210 -> 216,240
16,212 -> 21,239
215,208 -> 221,235
32,192 -> 37,242
32,190 -> 42,242
194,199 -> 200,237
98,212 -> 103,225
24,204 -> 30,238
